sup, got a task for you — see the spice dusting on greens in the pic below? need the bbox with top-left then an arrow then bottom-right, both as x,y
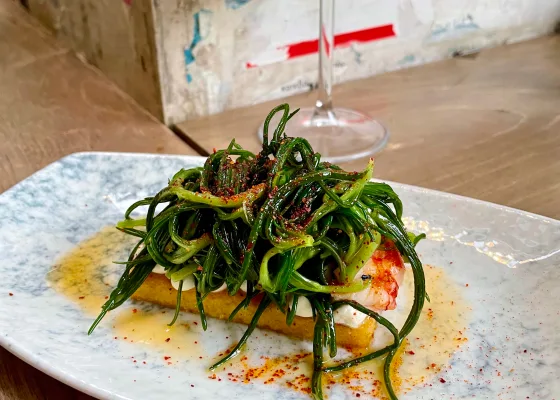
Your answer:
89,104 -> 426,399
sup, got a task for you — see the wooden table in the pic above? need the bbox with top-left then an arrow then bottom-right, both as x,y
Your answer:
176,35 -> 560,220
0,2 -> 197,399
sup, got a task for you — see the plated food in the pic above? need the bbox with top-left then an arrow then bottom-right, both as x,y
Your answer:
89,104 -> 426,399
1,138 -> 558,400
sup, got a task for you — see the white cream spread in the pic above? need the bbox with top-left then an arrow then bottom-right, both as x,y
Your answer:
168,275 -> 227,293
152,264 -> 166,274
171,275 -> 196,291
292,296 -> 314,318
333,305 -> 368,328
213,283 -> 228,292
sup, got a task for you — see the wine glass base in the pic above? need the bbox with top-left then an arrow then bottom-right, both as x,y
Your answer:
258,107 -> 389,164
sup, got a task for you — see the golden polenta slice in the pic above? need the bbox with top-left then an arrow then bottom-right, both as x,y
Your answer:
132,273 -> 376,349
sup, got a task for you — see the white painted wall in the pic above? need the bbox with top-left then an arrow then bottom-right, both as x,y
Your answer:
152,0 -> 560,124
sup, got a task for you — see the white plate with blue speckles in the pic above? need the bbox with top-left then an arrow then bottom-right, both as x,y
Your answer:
1,153 -> 559,400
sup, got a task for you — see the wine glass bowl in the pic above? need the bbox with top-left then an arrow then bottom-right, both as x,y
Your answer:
258,107 -> 389,164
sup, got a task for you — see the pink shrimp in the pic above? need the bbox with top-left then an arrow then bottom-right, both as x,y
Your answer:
334,240 -> 405,311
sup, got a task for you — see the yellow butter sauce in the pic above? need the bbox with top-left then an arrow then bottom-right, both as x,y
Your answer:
47,227 -> 204,361
218,264 -> 471,398
397,264 -> 472,393
336,264 -> 471,397
47,227 -> 129,314
111,309 -> 205,361
48,228 -> 470,397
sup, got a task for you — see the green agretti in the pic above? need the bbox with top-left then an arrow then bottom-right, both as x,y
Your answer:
89,104 -> 426,400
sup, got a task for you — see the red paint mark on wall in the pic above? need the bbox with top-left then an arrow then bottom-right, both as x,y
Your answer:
245,24 -> 396,69
286,24 -> 395,59
246,61 -> 258,69
123,0 -> 132,5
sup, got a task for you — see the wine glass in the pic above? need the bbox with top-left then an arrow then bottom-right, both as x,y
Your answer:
258,0 -> 389,163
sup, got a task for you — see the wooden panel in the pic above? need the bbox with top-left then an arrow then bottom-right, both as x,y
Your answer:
0,2 -> 196,193
25,0 -> 164,120
0,52 -> 196,193
176,35 -> 560,219
23,0 -> 58,31
0,1 -> 65,69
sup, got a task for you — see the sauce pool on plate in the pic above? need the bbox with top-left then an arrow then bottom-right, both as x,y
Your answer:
47,228 -> 470,398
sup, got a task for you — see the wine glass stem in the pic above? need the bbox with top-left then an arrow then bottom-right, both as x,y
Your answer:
315,0 -> 335,118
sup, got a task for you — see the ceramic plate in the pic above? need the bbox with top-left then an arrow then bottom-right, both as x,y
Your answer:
1,153 -> 559,400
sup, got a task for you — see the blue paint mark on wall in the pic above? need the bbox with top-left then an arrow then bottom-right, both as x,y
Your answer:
456,15 -> 480,30
184,9 -> 211,83
350,47 -> 362,65
398,54 -> 416,65
225,0 -> 251,10
430,14 -> 480,41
